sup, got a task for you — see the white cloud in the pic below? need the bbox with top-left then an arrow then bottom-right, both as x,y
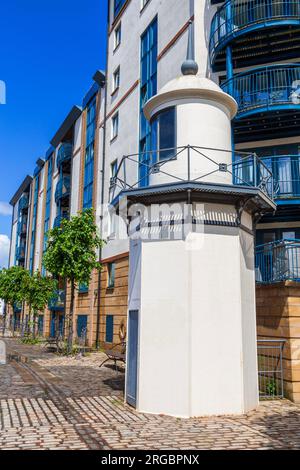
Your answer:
0,235 -> 10,269
0,202 -> 12,216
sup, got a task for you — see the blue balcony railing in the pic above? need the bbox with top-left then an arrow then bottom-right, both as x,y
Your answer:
19,194 -> 29,211
261,155 -> 300,200
53,213 -> 69,228
48,289 -> 65,311
210,0 -> 300,64
256,239 -> 300,284
221,64 -> 300,119
17,217 -> 27,235
16,245 -> 26,261
55,176 -> 70,203
56,143 -> 73,168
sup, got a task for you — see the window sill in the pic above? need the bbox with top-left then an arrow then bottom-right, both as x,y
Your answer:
110,135 -> 118,144
113,43 -> 121,54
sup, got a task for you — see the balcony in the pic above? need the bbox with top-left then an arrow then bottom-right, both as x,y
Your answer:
19,194 -> 29,211
55,176 -> 70,203
48,289 -> 65,311
17,217 -> 27,236
256,239 -> 300,283
221,64 -> 300,141
109,145 -> 275,204
259,155 -> 300,202
16,245 -> 26,261
56,143 -> 72,168
210,0 -> 300,70
53,213 -> 69,228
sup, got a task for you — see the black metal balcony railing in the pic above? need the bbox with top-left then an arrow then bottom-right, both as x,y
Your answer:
53,213 -> 69,228
55,176 -> 70,203
48,289 -> 65,311
221,64 -> 300,119
256,239 -> 300,284
18,194 -> 29,211
109,145 -> 274,202
210,0 -> 300,64
56,143 -> 73,168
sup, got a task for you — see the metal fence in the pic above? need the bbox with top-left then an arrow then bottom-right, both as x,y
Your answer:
257,339 -> 285,399
256,239 -> 300,284
109,145 -> 274,202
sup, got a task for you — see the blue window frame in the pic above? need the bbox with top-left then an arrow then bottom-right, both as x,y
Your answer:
83,97 -> 97,210
42,155 -> 53,275
106,315 -> 114,343
107,262 -> 116,288
29,174 -> 40,273
114,0 -> 126,18
139,17 -> 158,187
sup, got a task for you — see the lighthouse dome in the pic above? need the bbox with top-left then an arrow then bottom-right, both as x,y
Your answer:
143,75 -> 237,122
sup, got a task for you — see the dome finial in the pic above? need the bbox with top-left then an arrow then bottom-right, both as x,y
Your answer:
181,3 -> 198,76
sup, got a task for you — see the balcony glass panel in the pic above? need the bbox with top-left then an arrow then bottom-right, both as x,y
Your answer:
55,176 -> 70,203
56,143 -> 72,168
256,239 -> 300,283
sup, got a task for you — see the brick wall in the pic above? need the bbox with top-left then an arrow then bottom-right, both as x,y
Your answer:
256,281 -> 300,403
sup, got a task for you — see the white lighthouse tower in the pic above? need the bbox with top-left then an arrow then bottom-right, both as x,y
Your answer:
122,13 -> 276,418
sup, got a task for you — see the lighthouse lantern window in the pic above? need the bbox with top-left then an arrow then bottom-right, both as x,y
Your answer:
151,106 -> 176,161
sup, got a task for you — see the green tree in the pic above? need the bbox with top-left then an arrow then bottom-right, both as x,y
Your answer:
43,208 -> 104,352
24,272 -> 57,338
0,266 -> 29,331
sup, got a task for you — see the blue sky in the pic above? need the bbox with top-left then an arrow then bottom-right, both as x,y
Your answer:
0,0 -> 107,267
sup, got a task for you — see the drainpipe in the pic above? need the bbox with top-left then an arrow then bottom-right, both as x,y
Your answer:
95,0 -> 110,349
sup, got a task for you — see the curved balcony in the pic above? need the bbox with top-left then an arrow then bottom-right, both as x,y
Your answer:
256,239 -> 300,283
210,0 -> 300,70
17,218 -> 27,236
16,245 -> 26,261
55,176 -> 70,203
48,289 -> 65,311
19,193 -> 29,211
221,64 -> 300,141
56,143 -> 72,168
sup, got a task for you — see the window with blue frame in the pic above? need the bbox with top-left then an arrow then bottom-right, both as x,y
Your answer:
107,262 -> 116,288
114,0 -> 126,18
83,97 -> 97,209
139,17 -> 158,187
106,315 -> 114,343
150,107 -> 176,161
245,144 -> 300,198
29,174 -> 40,273
42,155 -> 53,275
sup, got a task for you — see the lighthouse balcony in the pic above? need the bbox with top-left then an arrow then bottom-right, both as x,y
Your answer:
109,145 -> 275,207
210,0 -> 300,70
221,64 -> 300,142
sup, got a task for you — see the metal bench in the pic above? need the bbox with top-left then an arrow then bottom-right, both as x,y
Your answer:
99,342 -> 126,371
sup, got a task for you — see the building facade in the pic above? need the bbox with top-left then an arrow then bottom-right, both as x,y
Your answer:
7,0 -> 300,402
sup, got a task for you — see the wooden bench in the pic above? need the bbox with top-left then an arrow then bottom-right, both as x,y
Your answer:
99,342 -> 126,371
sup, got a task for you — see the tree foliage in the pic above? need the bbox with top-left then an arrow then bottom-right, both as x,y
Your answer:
43,208 -> 104,286
0,266 -> 29,308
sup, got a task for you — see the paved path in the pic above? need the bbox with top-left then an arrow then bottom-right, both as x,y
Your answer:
1,338 -> 300,450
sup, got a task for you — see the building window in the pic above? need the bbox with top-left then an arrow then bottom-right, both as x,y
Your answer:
114,0 -> 126,18
78,282 -> 89,294
114,23 -> 121,50
113,67 -> 120,92
139,17 -> 158,186
106,315 -> 114,343
111,160 -> 118,179
107,262 -> 116,288
29,174 -> 40,273
111,113 -> 119,140
151,107 -> 176,160
83,97 -> 97,209
42,154 -> 53,275
141,0 -> 150,10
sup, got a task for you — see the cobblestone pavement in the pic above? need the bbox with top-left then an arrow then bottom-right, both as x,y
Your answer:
1,338 -> 300,450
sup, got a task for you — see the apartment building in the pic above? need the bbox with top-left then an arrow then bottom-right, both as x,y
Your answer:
7,0 -> 300,403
